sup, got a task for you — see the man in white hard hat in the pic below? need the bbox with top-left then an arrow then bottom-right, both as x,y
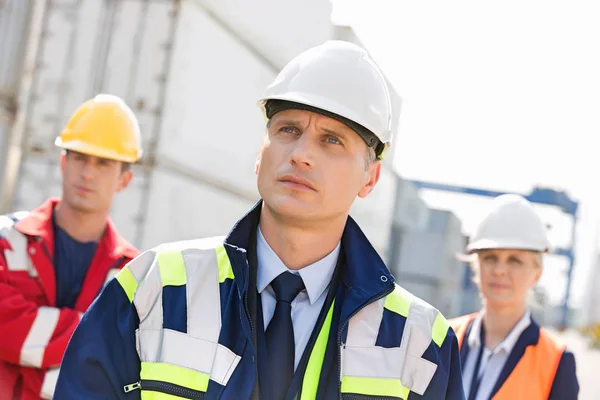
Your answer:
450,194 -> 578,400
55,41 -> 465,399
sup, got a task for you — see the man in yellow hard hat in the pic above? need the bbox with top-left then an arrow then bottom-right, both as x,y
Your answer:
0,94 -> 142,399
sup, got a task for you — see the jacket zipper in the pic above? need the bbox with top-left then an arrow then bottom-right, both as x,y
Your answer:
337,284 -> 395,400
123,382 -> 141,393
123,380 -> 205,398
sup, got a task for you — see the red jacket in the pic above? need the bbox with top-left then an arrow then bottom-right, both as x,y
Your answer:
0,198 -> 139,400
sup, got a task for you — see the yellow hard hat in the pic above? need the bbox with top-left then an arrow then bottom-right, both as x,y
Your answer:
55,94 -> 143,163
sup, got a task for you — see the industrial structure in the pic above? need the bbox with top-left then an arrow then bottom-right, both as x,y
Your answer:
409,181 -> 579,328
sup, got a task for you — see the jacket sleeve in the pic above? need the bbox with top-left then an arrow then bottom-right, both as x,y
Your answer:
548,350 -> 579,400
409,322 -> 466,400
0,240 -> 82,369
53,268 -> 142,399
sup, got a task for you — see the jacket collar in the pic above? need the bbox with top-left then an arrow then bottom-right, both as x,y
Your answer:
15,197 -> 138,259
223,200 -> 395,300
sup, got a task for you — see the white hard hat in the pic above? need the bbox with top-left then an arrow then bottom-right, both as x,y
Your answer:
258,40 -> 394,160
467,194 -> 551,253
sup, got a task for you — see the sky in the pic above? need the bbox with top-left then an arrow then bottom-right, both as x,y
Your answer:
332,0 -> 600,313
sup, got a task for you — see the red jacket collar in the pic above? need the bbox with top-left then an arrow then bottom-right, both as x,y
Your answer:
15,197 -> 138,259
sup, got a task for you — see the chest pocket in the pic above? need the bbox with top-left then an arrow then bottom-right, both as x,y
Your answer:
117,239 -> 240,398
340,285 -> 450,400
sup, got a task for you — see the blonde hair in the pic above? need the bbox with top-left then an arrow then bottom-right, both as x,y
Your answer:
462,250 -> 544,285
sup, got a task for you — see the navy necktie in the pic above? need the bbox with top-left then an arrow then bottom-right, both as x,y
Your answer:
265,271 -> 305,400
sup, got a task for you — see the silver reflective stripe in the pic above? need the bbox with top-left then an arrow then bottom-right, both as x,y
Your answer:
20,307 -> 60,367
134,261 -> 163,330
39,367 -> 59,399
136,329 -> 242,386
134,238 -> 241,387
342,286 -> 442,396
103,268 -> 120,286
343,297 -> 402,379
397,299 -> 439,395
183,248 -> 221,339
342,346 -> 404,378
0,216 -> 15,229
212,342 -> 242,386
1,224 -> 35,275
137,329 -> 217,373
346,297 -> 385,346
128,250 -> 158,283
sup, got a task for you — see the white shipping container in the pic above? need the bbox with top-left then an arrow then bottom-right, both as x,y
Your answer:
198,0 -> 334,70
5,0 -> 399,259
137,167 -> 256,249
156,0 -> 273,203
0,108 -> 12,191
0,0 -> 34,99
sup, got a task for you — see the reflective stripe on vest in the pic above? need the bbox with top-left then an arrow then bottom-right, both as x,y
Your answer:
449,314 -> 566,400
300,299 -> 335,400
0,216 -> 38,278
20,306 -> 60,368
116,237 -> 239,395
118,239 -> 451,398
103,268 -> 120,286
341,285 -> 450,398
40,367 -> 60,399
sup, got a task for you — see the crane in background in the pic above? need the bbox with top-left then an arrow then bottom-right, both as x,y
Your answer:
409,181 -> 578,330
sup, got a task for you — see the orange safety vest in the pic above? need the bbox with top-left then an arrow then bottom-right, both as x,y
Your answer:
450,313 -> 566,400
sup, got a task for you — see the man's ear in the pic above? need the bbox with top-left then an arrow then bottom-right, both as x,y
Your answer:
117,170 -> 133,193
357,162 -> 381,199
255,154 -> 261,175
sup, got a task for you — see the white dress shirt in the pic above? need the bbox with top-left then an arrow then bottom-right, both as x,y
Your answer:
462,311 -> 532,400
256,227 -> 340,370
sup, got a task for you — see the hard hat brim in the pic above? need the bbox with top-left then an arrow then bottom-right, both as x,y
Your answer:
259,91 -> 388,144
466,238 -> 550,254
55,137 -> 142,163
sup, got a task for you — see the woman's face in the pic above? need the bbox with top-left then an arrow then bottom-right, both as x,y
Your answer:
476,249 -> 542,309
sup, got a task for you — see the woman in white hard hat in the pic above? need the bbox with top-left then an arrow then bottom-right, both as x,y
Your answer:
450,194 -> 579,400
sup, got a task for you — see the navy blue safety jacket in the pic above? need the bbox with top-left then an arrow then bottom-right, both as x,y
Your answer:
54,202 -> 465,399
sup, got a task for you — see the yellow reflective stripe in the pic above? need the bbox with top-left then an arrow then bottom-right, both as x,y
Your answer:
431,312 -> 450,347
341,376 -> 410,399
216,245 -> 234,283
384,285 -> 412,317
140,362 -> 209,392
301,300 -> 335,400
141,392 -> 187,400
116,267 -> 138,303
157,250 -> 186,287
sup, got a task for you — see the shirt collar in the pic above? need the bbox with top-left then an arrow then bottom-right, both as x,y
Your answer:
256,227 -> 340,305
467,310 -> 532,354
